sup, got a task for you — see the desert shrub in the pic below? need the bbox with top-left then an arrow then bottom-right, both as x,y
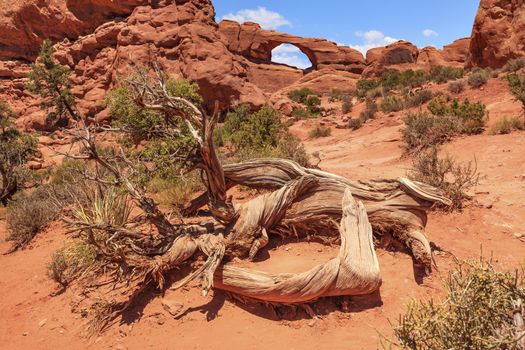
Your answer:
348,118 -> 364,130
380,95 -> 405,113
0,101 -> 38,204
429,66 -> 464,84
504,58 -> 525,73
356,79 -> 380,98
448,80 -> 464,94
380,69 -> 429,91
149,173 -> 204,210
291,107 -> 314,120
360,98 -> 379,121
402,113 -> 461,151
427,97 -> 487,134
366,86 -> 384,99
390,259 -> 525,349
50,159 -> 86,186
342,95 -> 353,114
305,95 -> 323,115
5,160 -> 96,251
489,116 -> 525,135
404,89 -> 433,108
47,249 -> 68,286
507,72 -> 525,111
468,69 -> 490,88
272,133 -> 311,167
408,147 -> 480,210
5,186 -> 60,249
288,87 -> 312,104
308,125 -> 331,139
27,39 -> 78,126
328,89 -> 343,102
226,106 -> 281,151
48,240 -> 98,286
219,105 -> 311,167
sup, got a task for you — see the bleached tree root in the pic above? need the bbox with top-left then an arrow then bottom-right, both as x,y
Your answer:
213,189 -> 381,303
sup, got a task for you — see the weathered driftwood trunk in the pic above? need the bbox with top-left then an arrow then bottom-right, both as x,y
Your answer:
185,159 -> 451,267
144,188 -> 381,303
214,189 -> 381,303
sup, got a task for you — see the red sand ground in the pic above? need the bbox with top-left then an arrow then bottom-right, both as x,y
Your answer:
1,77 -> 524,349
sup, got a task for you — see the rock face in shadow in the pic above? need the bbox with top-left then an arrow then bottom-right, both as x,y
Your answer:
467,0 -> 525,68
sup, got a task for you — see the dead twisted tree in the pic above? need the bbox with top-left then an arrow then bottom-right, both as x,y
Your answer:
60,65 -> 450,330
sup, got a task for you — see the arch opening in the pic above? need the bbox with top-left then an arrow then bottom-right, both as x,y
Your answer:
271,44 -> 313,70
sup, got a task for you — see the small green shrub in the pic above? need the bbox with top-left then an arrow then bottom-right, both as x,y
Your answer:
220,105 -> 311,167
366,86 -> 384,99
390,259 -> 525,349
503,58 -> 525,73
408,147 -> 480,210
427,97 -> 487,134
272,133 -> 311,167
328,89 -> 344,102
380,95 -> 405,113
429,66 -> 464,84
308,125 -> 331,139
507,72 -> 525,111
402,113 -> 461,151
468,69 -> 490,88
47,240 -> 97,286
380,69 -> 429,91
149,173 -> 204,211
6,187 -> 60,250
404,89 -> 434,109
47,249 -> 68,286
448,80 -> 464,94
348,118 -> 364,130
288,87 -> 312,104
0,101 -> 38,204
27,39 -> 78,126
291,107 -> 314,120
342,95 -> 353,114
489,116 -> 525,135
305,95 -> 323,115
356,79 -> 380,98
360,98 -> 379,121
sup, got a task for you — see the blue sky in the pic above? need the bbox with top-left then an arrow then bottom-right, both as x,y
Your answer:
215,1 -> 479,68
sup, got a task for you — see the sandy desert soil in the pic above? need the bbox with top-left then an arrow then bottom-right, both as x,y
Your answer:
1,77 -> 524,350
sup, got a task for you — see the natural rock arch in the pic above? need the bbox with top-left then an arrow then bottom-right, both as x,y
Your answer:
218,20 -> 365,74
270,43 -> 314,70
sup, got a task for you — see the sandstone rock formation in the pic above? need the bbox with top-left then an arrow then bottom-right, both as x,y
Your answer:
0,0 -> 505,131
0,0 -> 149,61
1,0 -> 269,130
0,0 -> 370,130
467,0 -> 525,68
363,38 -> 471,77
218,20 -> 365,74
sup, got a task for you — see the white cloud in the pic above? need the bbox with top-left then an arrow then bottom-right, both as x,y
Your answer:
271,44 -> 311,69
347,30 -> 398,55
422,29 -> 438,37
221,7 -> 291,30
